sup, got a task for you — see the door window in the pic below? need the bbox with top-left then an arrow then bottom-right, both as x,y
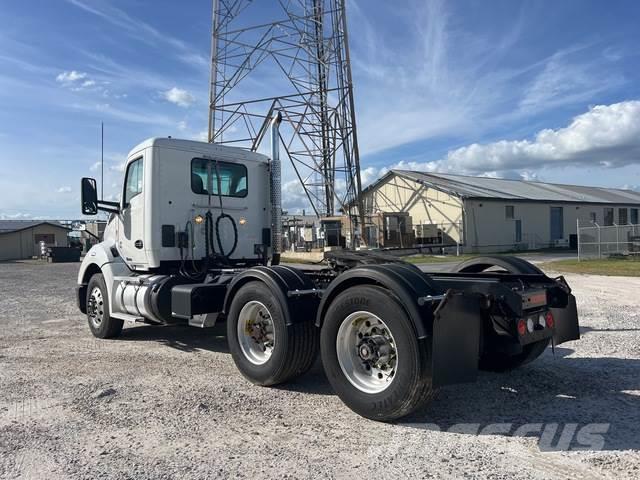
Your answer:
123,157 -> 143,205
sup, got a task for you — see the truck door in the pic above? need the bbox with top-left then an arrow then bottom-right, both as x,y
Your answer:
118,156 -> 147,266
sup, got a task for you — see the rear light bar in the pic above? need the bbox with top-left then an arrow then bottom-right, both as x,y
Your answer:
517,310 -> 554,336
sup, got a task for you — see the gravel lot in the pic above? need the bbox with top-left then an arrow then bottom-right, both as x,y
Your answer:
1,260 -> 639,479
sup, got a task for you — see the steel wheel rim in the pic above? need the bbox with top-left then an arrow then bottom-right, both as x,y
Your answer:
336,311 -> 398,394
237,300 -> 276,365
88,286 -> 104,328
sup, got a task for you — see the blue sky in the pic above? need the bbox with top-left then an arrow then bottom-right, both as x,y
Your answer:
1,0 -> 639,218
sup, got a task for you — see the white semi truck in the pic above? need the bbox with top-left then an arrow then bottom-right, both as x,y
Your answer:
77,113 -> 580,421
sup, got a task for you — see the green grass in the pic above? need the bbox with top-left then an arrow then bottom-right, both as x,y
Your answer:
542,257 -> 640,276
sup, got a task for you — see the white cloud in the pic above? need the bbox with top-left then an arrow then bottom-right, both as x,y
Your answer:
195,130 -> 209,142
433,100 -> 640,174
360,100 -> 640,184
0,212 -> 33,220
55,70 -> 104,92
518,48 -> 624,114
56,186 -> 72,193
110,160 -> 127,173
346,1 -> 628,156
66,0 -> 208,71
360,167 -> 379,187
163,87 -> 195,107
56,70 -> 87,83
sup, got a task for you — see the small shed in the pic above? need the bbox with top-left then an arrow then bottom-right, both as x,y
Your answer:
0,221 -> 71,261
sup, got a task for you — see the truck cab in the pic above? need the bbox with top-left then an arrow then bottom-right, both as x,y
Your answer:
100,137 -> 271,271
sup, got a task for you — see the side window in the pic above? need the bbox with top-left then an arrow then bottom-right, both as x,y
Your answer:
124,157 -> 143,205
619,208 -> 628,225
505,205 -> 514,220
604,208 -> 614,226
190,158 -> 248,198
631,208 -> 639,225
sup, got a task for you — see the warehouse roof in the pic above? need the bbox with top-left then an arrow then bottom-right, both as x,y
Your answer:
373,170 -> 640,205
0,220 -> 70,234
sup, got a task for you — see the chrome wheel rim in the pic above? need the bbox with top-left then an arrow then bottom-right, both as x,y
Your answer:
88,286 -> 104,328
336,311 -> 398,394
237,300 -> 275,365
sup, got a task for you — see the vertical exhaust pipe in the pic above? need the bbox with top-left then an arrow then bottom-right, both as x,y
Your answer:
270,111 -> 283,265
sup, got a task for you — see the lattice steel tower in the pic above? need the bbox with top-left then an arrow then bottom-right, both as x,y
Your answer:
208,0 -> 364,232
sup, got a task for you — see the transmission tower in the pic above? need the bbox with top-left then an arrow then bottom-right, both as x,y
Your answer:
208,0 -> 365,237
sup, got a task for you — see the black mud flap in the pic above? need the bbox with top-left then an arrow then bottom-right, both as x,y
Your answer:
551,293 -> 580,345
431,291 -> 482,388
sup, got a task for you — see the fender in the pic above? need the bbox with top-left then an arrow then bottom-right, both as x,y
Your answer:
454,255 -> 545,275
223,265 -> 319,325
76,239 -> 129,313
315,263 -> 444,339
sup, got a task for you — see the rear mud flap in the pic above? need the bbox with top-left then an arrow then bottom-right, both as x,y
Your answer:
431,292 -> 482,388
551,293 -> 580,345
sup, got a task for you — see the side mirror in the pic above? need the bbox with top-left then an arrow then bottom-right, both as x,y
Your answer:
81,177 -> 98,215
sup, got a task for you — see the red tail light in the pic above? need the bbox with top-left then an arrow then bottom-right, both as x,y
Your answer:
517,319 -> 527,336
545,311 -> 555,328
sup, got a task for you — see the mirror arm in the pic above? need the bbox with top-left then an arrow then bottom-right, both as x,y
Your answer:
97,201 -> 120,214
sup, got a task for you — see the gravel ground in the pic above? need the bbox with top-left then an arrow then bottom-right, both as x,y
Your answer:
0,260 -> 638,479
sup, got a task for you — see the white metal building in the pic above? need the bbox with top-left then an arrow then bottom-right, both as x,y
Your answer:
0,221 -> 71,261
360,170 -> 640,253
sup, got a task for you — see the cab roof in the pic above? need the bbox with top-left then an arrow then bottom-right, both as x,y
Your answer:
128,137 -> 270,164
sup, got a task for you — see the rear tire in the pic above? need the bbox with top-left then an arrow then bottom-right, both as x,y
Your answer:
479,338 -> 550,372
86,273 -> 123,339
227,281 -> 318,386
320,285 -> 434,421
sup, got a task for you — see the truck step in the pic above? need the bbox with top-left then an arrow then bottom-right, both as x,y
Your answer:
110,312 -> 144,323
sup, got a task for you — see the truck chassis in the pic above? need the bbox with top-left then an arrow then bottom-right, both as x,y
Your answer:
77,250 -> 579,421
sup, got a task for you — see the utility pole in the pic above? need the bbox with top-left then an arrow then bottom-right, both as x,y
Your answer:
101,121 -> 104,201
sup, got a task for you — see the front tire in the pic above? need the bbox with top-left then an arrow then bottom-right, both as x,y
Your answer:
86,273 -> 123,339
320,285 -> 434,421
227,281 -> 318,386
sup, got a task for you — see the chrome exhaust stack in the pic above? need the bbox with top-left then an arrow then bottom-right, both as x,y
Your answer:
270,111 -> 283,265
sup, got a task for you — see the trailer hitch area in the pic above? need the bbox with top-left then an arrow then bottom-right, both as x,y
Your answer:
430,290 -> 483,389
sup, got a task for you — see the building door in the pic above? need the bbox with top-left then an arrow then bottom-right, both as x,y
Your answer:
515,220 -> 522,243
550,207 -> 564,241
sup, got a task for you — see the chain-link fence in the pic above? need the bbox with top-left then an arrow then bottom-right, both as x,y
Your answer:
577,222 -> 640,259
